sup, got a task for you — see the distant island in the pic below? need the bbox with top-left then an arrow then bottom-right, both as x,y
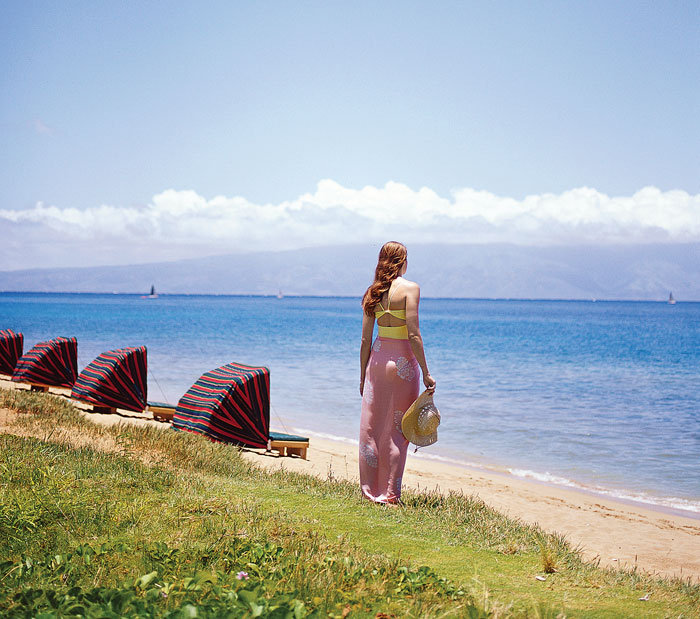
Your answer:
0,242 -> 698,301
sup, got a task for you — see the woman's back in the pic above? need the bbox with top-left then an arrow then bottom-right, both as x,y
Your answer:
375,277 -> 410,328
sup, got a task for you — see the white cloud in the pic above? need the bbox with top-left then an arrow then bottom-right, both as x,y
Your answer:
1,181 -> 699,269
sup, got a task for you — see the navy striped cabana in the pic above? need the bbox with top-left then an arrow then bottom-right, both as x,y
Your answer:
0,329 -> 23,375
71,346 -> 147,412
12,336 -> 78,388
173,362 -> 270,448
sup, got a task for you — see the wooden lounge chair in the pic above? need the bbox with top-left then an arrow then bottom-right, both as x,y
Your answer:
148,401 -> 176,422
267,431 -> 309,459
151,402 -> 309,458
171,362 -> 309,458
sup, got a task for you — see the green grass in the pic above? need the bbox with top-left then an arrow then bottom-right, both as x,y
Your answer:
1,387 -> 698,617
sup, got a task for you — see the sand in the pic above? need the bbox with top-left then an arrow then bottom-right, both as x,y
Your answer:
2,379 -> 699,582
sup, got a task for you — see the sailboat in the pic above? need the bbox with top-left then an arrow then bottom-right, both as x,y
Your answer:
141,285 -> 159,299
668,292 -> 676,305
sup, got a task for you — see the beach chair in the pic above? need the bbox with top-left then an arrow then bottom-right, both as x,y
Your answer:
267,431 -> 309,460
147,401 -> 176,422
71,346 -> 147,413
0,329 -> 23,377
148,404 -> 309,458
12,336 -> 78,390
172,362 -> 309,458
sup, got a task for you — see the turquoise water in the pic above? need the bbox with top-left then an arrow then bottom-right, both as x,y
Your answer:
2,293 -> 699,515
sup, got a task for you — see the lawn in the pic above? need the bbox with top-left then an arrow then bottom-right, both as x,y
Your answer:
1,388 -> 697,617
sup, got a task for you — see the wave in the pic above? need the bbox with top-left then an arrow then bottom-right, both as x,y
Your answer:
508,468 -> 700,515
408,449 -> 501,472
292,426 -> 700,516
291,427 -> 359,446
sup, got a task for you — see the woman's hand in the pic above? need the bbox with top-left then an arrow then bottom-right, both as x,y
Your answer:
359,379 -> 365,397
423,373 -> 436,392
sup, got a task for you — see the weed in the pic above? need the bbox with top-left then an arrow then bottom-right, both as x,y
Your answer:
539,544 -> 558,574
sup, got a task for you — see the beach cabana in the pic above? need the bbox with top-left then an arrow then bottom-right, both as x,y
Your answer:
173,362 -> 308,458
0,329 -> 23,375
12,336 -> 78,390
71,346 -> 147,413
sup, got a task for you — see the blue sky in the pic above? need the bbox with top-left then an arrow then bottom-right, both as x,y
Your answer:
1,1 -> 699,268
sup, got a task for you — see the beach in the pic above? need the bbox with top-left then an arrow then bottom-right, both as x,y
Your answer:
243,433 -> 700,582
5,294 -> 700,514
2,378 -> 698,583
3,293 -> 700,588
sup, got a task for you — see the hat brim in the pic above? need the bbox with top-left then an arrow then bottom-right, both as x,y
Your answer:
404,430 -> 438,447
401,390 -> 440,447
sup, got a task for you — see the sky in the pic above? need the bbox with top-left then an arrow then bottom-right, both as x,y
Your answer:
1,1 -> 699,269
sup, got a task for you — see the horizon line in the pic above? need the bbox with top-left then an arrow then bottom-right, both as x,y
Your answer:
1,291 -> 697,303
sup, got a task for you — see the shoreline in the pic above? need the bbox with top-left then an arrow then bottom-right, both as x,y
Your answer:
2,379 -> 700,581
289,425 -> 700,521
3,374 -> 699,525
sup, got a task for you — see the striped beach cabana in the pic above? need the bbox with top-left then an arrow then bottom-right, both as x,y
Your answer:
173,362 -> 270,448
12,336 -> 78,389
0,329 -> 23,375
71,346 -> 147,412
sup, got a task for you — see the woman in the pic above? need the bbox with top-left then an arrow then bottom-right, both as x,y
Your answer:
359,241 -> 436,504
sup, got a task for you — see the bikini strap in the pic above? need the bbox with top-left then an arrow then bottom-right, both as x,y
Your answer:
376,281 -> 403,315
387,281 -> 402,309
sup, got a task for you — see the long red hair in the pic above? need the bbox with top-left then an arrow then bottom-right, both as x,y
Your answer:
362,241 -> 407,316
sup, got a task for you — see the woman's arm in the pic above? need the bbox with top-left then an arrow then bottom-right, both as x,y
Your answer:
359,312 -> 375,395
405,282 -> 436,391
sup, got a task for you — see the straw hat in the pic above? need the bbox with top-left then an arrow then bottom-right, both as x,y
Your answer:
401,389 -> 440,447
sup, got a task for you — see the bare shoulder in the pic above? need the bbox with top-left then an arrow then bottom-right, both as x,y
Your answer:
399,278 -> 420,297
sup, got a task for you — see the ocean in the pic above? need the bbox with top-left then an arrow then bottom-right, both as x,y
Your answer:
2,292 -> 699,516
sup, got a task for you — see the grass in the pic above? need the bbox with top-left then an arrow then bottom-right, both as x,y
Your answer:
0,387 -> 698,617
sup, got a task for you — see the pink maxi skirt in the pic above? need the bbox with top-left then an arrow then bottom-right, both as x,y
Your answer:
359,336 -> 420,503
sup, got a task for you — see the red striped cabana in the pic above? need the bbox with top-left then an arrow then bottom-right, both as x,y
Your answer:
173,362 -> 270,448
71,346 -> 147,412
0,329 -> 23,375
12,336 -> 78,389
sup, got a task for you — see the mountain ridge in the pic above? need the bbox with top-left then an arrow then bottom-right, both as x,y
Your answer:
1,243 -> 698,301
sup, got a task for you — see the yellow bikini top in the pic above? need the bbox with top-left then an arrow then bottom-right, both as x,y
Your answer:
375,284 -> 409,339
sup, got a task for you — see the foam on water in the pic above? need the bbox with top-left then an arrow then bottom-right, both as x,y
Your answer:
292,427 -> 359,446
295,427 -> 700,517
509,468 -> 700,515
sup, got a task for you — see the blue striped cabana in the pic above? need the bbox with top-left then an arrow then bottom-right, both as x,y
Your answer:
12,336 -> 78,389
71,346 -> 147,412
0,329 -> 23,375
173,362 -> 270,448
